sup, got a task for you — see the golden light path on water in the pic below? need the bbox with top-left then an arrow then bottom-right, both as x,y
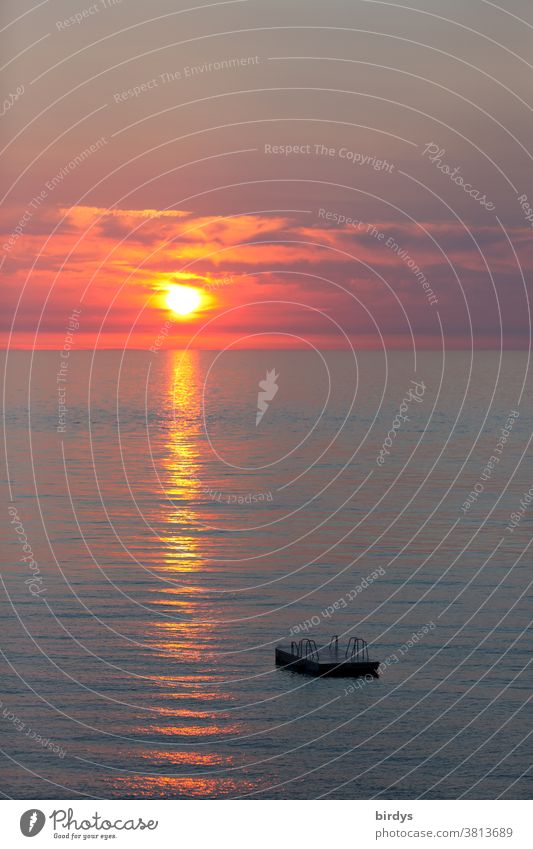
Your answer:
110,352 -> 247,798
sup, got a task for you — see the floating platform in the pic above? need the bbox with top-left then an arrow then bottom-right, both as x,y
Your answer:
275,636 -> 380,678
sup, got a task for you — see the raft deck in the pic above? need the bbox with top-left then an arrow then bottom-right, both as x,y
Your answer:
275,636 -> 380,678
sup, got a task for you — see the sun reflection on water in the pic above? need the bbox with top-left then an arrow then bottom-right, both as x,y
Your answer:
112,352 -> 245,798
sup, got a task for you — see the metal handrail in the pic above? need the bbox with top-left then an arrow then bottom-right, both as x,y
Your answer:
328,635 -> 339,652
345,637 -> 369,661
298,638 -> 319,662
288,636 -> 372,663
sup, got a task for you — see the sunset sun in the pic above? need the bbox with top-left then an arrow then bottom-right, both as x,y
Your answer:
165,284 -> 203,316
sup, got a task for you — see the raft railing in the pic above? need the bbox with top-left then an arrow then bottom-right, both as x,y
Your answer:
345,637 -> 370,661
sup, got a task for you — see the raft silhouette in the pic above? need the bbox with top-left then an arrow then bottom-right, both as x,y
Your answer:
275,635 -> 380,678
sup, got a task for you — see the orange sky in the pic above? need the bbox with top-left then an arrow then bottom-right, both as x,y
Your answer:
2,0 -> 533,350
2,203 -> 532,350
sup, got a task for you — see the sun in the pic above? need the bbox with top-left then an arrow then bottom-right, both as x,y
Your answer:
165,284 -> 202,316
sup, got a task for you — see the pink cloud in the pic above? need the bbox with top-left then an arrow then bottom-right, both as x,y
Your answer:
1,205 -> 530,350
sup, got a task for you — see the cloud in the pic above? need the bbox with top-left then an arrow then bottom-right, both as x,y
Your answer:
1,204 -> 531,349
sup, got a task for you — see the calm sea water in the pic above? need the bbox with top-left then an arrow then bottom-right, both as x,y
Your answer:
1,349 -> 531,799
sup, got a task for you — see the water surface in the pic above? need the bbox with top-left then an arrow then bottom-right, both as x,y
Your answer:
1,350 -> 531,799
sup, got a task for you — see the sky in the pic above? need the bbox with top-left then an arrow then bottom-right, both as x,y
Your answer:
2,0 -> 532,350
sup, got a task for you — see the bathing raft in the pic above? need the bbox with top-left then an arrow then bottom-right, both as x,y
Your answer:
275,636 -> 380,678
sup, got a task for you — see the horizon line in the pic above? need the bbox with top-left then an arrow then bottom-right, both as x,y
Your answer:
0,347 -> 529,353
